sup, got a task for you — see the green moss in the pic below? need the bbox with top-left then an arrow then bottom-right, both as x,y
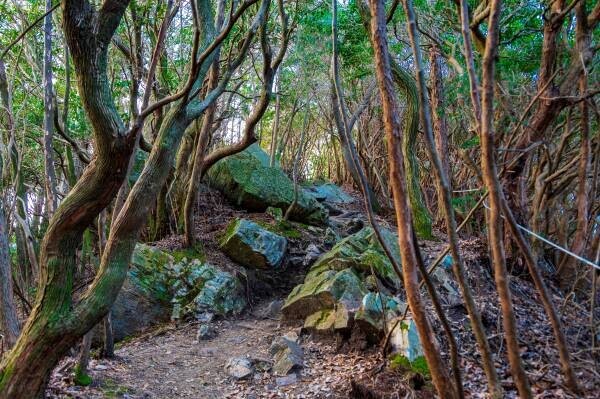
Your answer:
389,354 -> 430,377
73,366 -> 93,386
257,219 -> 303,239
171,244 -> 205,263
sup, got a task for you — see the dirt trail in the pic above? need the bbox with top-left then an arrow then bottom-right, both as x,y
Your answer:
48,303 -> 383,399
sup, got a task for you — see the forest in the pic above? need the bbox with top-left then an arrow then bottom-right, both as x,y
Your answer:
0,0 -> 598,397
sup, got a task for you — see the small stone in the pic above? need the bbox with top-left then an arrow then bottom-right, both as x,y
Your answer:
197,312 -> 215,323
224,357 -> 254,380
196,323 -> 216,341
276,373 -> 297,386
270,336 -> 304,376
303,244 -> 322,267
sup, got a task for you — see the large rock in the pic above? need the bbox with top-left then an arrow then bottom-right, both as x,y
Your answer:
304,182 -> 354,204
107,244 -> 245,341
308,226 -> 403,289
108,244 -> 173,341
282,226 -> 403,333
171,259 -> 246,321
354,292 -> 405,340
282,267 -> 366,320
220,218 -> 287,269
208,144 -> 328,225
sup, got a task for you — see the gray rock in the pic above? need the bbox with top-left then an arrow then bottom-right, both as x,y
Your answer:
263,299 -> 284,319
355,292 -> 405,340
270,335 -> 304,376
220,219 -> 288,269
276,373 -> 298,386
196,324 -> 216,341
101,244 -> 173,342
172,262 -> 246,321
224,357 -> 254,380
303,182 -> 354,204
303,244 -> 322,267
288,256 -> 304,268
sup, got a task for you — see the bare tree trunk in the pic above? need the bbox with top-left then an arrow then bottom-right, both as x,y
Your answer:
0,188 -> 20,349
479,0 -> 532,397
269,71 -> 281,167
401,0 -> 501,395
0,60 -> 21,350
43,0 -> 58,215
284,102 -> 309,220
365,0 -> 457,396
558,1 -> 592,291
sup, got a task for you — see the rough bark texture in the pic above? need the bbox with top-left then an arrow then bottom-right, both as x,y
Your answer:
365,0 -> 457,397
0,2 -> 136,396
401,1 -> 501,396
479,0 -> 532,397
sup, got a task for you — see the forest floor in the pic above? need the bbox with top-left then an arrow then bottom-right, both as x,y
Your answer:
45,185 -> 599,398
46,302 -> 401,399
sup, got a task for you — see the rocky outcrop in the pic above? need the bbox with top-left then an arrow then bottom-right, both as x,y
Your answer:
208,144 -> 328,225
107,244 -> 245,342
170,259 -> 246,321
219,218 -> 288,269
107,245 -> 174,341
281,226 -> 404,332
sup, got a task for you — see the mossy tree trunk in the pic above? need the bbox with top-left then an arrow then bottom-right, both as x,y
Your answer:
0,1 -> 137,396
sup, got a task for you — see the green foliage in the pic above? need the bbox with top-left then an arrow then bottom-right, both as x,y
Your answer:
73,366 -> 93,386
389,354 -> 431,378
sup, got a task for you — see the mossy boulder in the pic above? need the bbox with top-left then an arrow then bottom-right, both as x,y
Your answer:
208,144 -> 328,225
282,226 -> 403,333
108,244 -> 173,341
171,259 -> 246,321
308,226 -> 402,288
220,218 -> 288,269
108,244 -> 245,341
282,268 -> 366,322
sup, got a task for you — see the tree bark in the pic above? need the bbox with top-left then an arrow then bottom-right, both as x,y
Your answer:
401,0 -> 501,395
365,0 -> 457,396
42,0 -> 58,216
479,0 -> 532,397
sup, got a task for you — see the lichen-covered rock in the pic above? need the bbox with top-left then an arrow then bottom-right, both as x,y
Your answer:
309,226 -> 402,288
282,268 -> 366,322
208,144 -> 328,225
220,218 -> 287,269
270,334 -> 304,375
388,319 -> 425,363
303,182 -> 354,204
354,292 -> 405,340
170,259 -> 246,321
282,226 -> 402,333
106,244 -> 173,342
